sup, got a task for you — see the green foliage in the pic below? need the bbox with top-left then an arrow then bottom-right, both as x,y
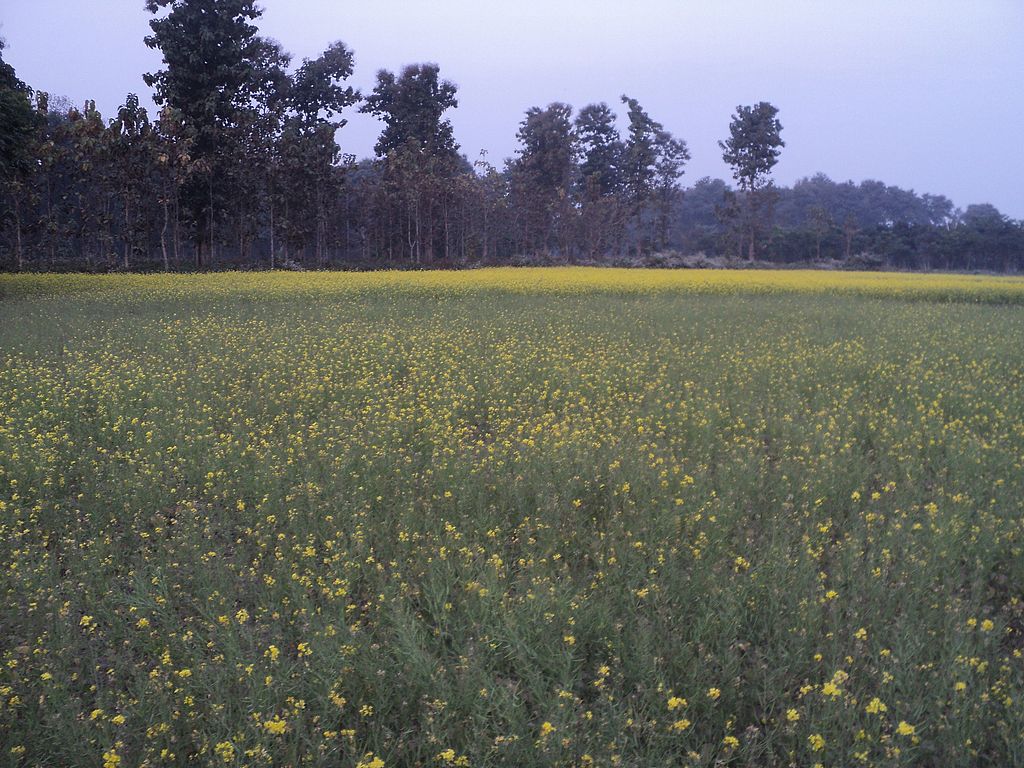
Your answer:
144,0 -> 290,262
287,41 -> 359,127
575,103 -> 624,199
143,0 -> 279,139
0,38 -> 40,181
358,63 -> 465,264
1,16 -> 1022,270
360,63 -> 459,158
508,103 -> 577,255
620,96 -> 690,250
512,103 -> 576,193
718,102 -> 784,258
719,102 -> 784,193
270,43 -> 359,265
108,94 -> 157,268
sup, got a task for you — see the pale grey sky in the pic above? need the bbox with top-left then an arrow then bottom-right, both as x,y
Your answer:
3,0 -> 1023,216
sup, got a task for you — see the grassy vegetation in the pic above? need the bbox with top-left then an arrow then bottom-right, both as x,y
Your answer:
1,269 -> 1023,767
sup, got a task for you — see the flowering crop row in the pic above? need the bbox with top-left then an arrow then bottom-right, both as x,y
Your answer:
0,269 -> 1022,766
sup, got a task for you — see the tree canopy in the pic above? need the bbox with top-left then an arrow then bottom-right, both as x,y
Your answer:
0,9 -> 1020,273
0,39 -> 39,182
719,101 -> 785,192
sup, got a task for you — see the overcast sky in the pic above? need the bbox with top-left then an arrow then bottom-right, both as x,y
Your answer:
3,1 -> 1022,216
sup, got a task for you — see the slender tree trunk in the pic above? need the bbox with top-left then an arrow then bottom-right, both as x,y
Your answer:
315,178 -> 324,266
13,196 -> 24,271
46,177 -> 56,269
745,191 -> 755,260
459,199 -> 466,262
82,221 -> 94,272
161,200 -> 170,271
316,209 -> 324,267
172,192 -> 180,268
343,195 -> 350,261
659,191 -> 672,251
386,198 -> 393,262
424,196 -> 434,263
404,198 -> 411,262
269,197 -> 275,269
418,198 -> 424,263
208,176 -> 216,268
124,197 -> 132,270
104,198 -> 114,270
444,194 -> 451,262
482,205 -> 489,261
96,198 -> 103,268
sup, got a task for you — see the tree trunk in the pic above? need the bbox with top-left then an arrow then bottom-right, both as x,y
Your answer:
269,197 -> 276,270
13,196 -> 24,271
443,192 -> 451,262
172,193 -> 181,268
46,177 -> 56,269
103,198 -> 114,270
407,205 -> 416,263
161,200 -> 170,271
315,178 -> 324,267
124,197 -> 132,270
482,204 -> 489,261
207,174 -> 216,268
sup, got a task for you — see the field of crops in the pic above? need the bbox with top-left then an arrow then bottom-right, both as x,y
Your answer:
1,268 -> 1023,767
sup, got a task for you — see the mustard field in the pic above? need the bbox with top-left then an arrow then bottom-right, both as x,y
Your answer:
1,268 -> 1023,767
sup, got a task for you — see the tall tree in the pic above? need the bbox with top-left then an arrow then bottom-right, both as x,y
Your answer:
0,39 -> 38,184
719,101 -> 784,259
143,0 -> 288,267
468,150 -> 508,262
0,39 -> 42,269
508,103 -> 577,256
64,100 -> 114,269
620,96 -> 659,210
806,204 -> 833,261
272,41 -> 358,266
360,64 -> 462,263
575,103 -> 624,256
620,96 -> 689,253
108,94 -> 156,269
152,106 -> 194,270
651,128 -> 690,250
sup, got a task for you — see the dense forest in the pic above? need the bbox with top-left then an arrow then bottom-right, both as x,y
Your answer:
1,0 -> 1022,273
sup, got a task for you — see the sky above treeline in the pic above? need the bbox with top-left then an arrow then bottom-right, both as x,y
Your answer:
3,0 -> 1023,217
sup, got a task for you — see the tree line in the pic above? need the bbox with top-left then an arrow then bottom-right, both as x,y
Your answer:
1,0 -> 1021,273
